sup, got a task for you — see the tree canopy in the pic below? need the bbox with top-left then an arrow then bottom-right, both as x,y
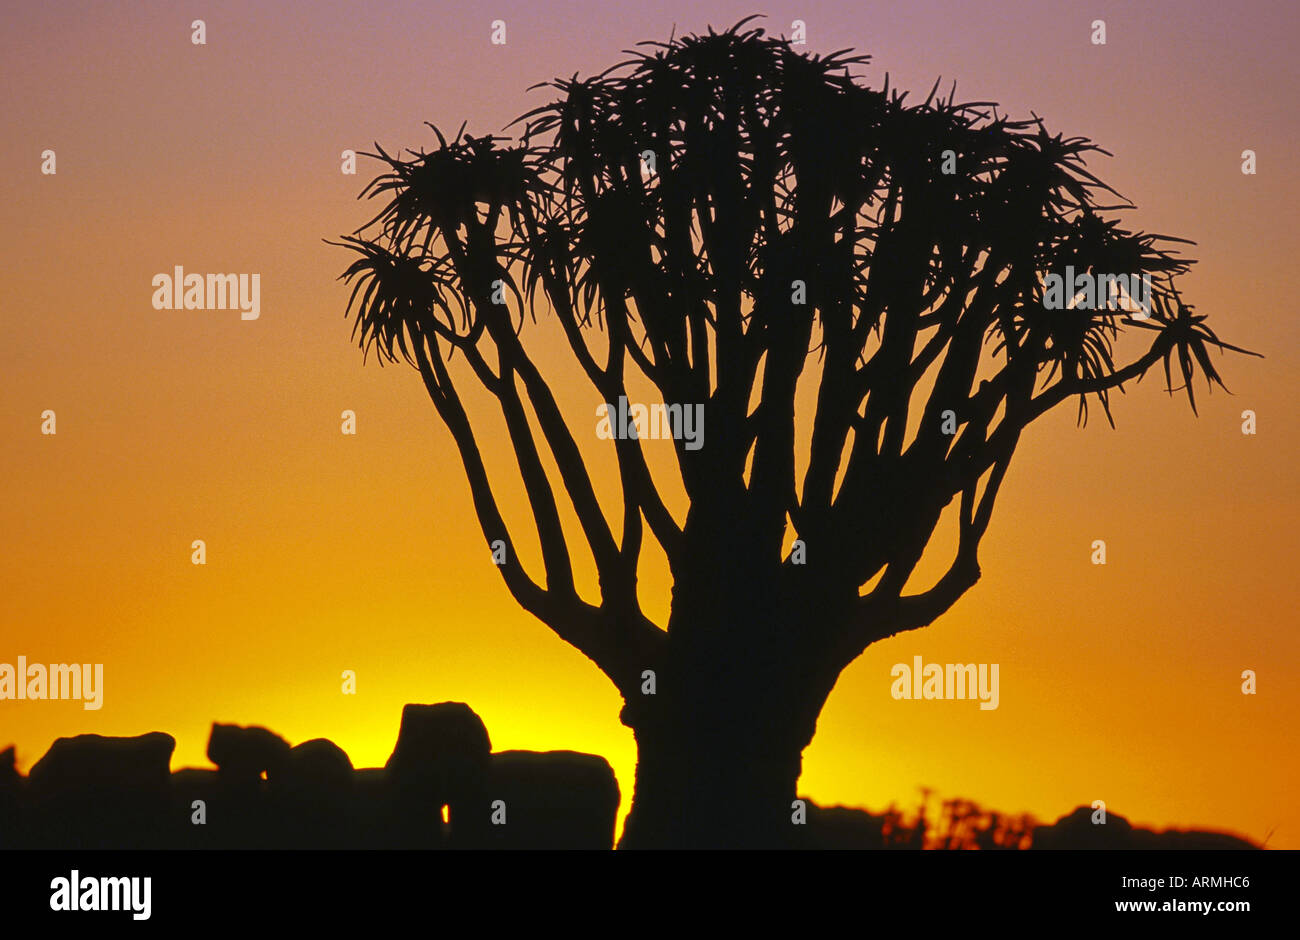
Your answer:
335,18 -> 1254,702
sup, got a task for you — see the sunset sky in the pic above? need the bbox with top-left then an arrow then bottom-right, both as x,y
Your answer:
2,0 -> 1296,847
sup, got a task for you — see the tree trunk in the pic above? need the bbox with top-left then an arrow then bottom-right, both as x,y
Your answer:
615,503 -> 857,849
618,699 -> 812,849
616,602 -> 845,849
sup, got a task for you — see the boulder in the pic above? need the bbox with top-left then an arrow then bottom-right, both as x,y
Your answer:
28,732 -> 173,794
271,738 -> 354,791
0,745 -> 19,849
206,723 -> 290,782
1031,806 -> 1133,848
385,702 -> 490,799
385,703 -> 492,847
264,739 -> 356,848
479,750 -> 620,849
1030,806 -> 1256,849
801,801 -> 888,849
25,732 -> 175,849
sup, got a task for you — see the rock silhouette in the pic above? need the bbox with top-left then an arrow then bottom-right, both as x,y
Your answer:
385,702 -> 491,847
207,723 -> 291,784
22,732 -> 175,849
0,704 -> 621,849
30,731 -> 174,792
479,750 -> 622,849
269,739 -> 357,849
0,745 -> 19,846
1031,806 -> 1257,850
274,738 -> 354,790
800,803 -> 889,849
0,709 -> 1255,849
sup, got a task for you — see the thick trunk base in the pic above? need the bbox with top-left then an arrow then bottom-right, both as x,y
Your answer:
618,707 -> 810,849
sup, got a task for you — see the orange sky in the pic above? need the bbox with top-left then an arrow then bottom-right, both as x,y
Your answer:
2,0 -> 1297,847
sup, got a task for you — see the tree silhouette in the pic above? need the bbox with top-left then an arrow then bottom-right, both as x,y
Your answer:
335,18 -> 1256,848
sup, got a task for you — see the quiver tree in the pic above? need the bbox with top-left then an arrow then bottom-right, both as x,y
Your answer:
335,18 -> 1254,848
